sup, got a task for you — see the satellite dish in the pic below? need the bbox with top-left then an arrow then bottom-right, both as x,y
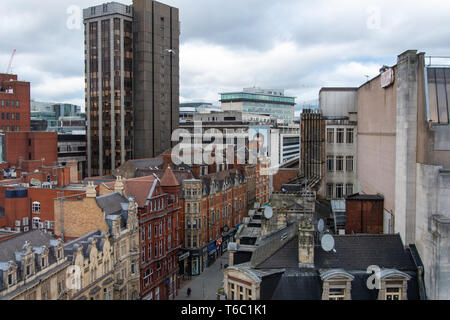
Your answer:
318,219 -> 324,233
263,207 -> 273,220
321,234 -> 335,252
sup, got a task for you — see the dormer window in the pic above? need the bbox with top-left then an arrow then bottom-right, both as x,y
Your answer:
378,269 -> 411,301
8,273 -> 14,286
320,269 -> 354,301
386,287 -> 401,300
26,265 -> 31,276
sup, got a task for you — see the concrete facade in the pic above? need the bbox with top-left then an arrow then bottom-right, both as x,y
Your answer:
356,50 -> 450,299
319,88 -> 359,200
133,0 -> 180,159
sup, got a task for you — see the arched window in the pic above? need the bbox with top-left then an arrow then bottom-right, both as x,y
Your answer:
32,201 -> 41,214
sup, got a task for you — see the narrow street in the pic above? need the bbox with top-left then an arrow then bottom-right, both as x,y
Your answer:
175,251 -> 229,300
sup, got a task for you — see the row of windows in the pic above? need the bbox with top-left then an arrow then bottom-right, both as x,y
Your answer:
0,100 -> 20,108
142,256 -> 175,288
327,155 -> 354,172
327,128 -> 354,144
0,125 -> 20,132
140,218 -> 172,242
141,237 -> 172,264
228,282 -> 253,300
1,113 -> 20,120
327,183 -> 354,199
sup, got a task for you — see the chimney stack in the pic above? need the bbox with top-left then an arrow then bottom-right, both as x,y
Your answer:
298,219 -> 315,268
114,176 -> 124,195
86,181 -> 97,198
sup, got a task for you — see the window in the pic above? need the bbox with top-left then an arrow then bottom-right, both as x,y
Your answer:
41,257 -> 46,268
336,128 -> 344,143
144,269 -> 151,286
141,227 -> 145,242
344,184 -> 353,196
327,128 -> 334,143
327,156 -> 334,172
346,128 -> 354,144
148,245 -> 152,260
336,156 -> 344,171
159,240 -> 162,255
155,243 -> 158,257
32,201 -> 41,214
148,224 -> 152,239
16,113 -> 19,120
343,156 -> 353,172
16,101 -> 19,107
168,234 -> 171,249
168,217 -> 171,230
32,217 -> 40,229
329,288 -> 345,300
159,222 -> 163,236
386,288 -> 401,300
8,274 -> 13,286
335,184 -> 344,198
154,224 -> 158,238
142,246 -> 146,263
131,263 -> 136,275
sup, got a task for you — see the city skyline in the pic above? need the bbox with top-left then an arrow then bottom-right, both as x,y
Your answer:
1,0 -> 450,110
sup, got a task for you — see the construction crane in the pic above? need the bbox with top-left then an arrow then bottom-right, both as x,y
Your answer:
6,49 -> 16,74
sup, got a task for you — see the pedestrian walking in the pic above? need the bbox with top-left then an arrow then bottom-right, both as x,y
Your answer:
187,287 -> 191,297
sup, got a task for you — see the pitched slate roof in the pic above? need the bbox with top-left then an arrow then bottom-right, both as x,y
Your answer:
256,234 -> 416,271
0,231 -> 55,262
96,192 -> 129,216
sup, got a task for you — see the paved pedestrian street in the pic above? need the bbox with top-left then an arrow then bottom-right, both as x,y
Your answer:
175,251 -> 229,300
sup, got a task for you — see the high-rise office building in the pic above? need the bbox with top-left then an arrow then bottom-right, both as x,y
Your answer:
84,1 -> 179,177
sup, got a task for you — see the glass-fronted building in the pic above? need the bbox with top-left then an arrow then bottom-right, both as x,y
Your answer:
220,88 -> 296,123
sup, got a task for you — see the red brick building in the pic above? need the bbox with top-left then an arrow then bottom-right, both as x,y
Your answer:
0,73 -> 30,132
0,165 -> 85,233
99,171 -> 182,300
345,193 -> 384,234
2,131 -> 58,170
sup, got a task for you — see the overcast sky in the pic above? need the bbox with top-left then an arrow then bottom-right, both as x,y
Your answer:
1,0 -> 450,110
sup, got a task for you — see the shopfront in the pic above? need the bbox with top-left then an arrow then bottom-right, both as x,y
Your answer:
207,241 -> 218,266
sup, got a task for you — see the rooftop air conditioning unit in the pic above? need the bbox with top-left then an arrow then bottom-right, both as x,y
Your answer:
38,222 -> 44,229
23,226 -> 29,232
15,220 -> 21,227
15,227 -> 20,232
22,217 -> 29,226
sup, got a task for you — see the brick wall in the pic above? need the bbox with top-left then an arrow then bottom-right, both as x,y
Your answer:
345,199 -> 384,234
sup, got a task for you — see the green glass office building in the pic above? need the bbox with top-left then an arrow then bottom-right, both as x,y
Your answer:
220,88 -> 296,123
